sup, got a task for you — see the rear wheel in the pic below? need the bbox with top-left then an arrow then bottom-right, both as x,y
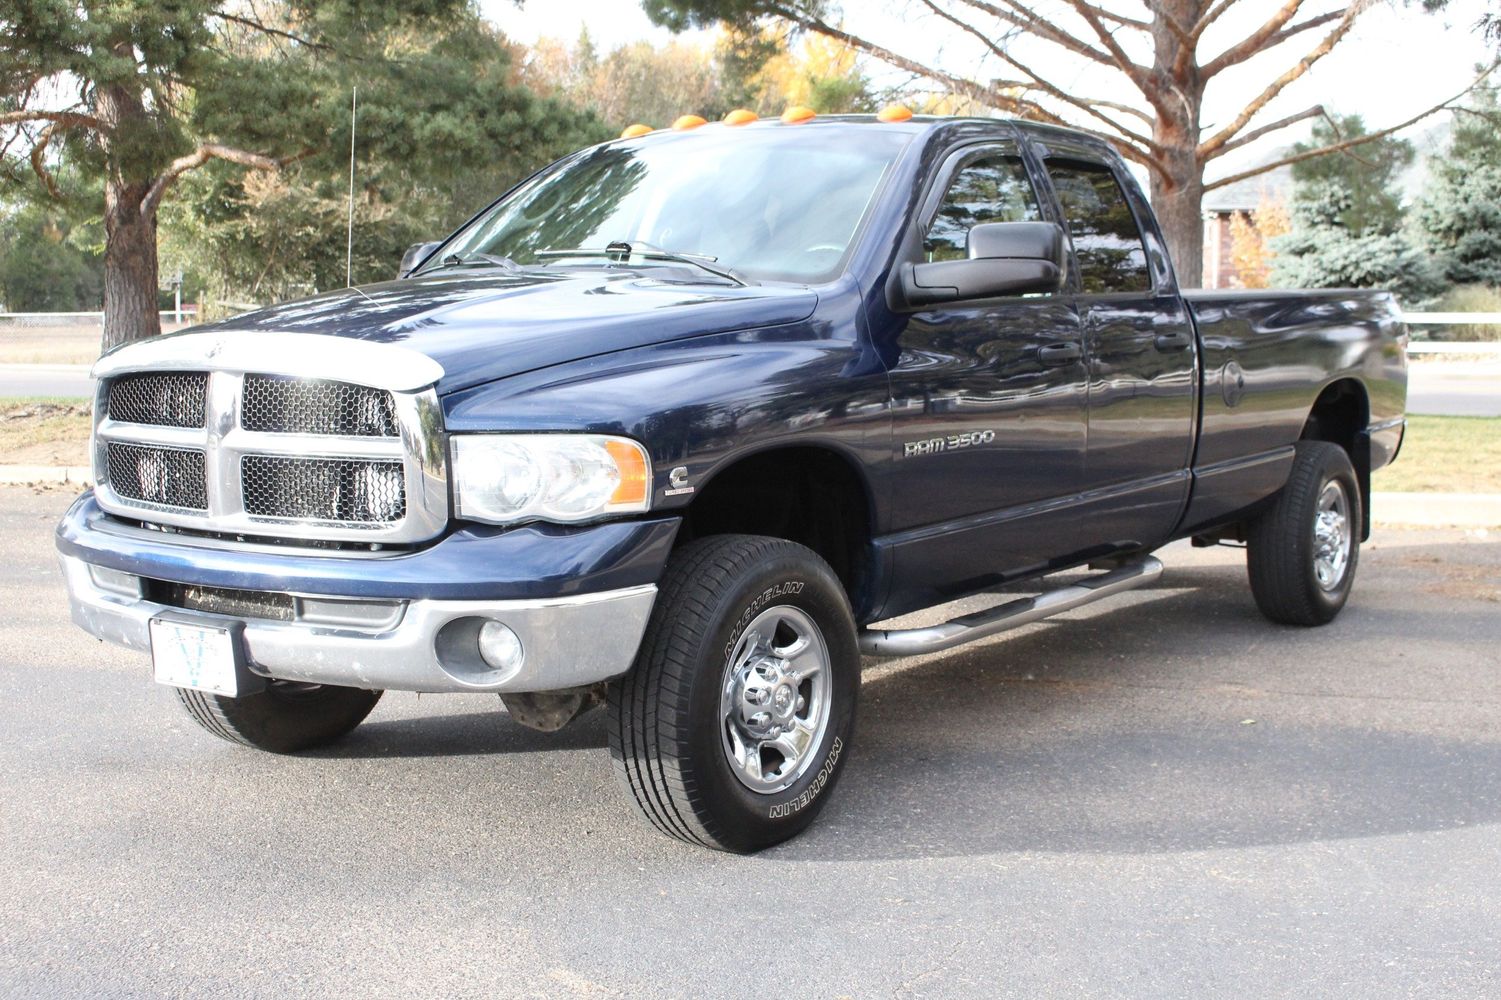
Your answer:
1247,440 -> 1362,626
175,681 -> 383,753
608,535 -> 859,853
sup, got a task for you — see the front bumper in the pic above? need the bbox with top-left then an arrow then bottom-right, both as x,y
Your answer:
56,493 -> 676,694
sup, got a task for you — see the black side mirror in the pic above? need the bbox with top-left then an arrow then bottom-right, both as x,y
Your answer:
399,241 -> 443,279
900,221 -> 1066,307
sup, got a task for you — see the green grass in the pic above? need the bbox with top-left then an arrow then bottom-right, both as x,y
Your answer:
1373,416 -> 1501,494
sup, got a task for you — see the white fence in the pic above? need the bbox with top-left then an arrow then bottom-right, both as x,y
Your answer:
0,309 -> 199,327
1405,312 -> 1501,355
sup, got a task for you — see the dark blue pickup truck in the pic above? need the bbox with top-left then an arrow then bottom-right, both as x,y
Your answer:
57,113 -> 1407,852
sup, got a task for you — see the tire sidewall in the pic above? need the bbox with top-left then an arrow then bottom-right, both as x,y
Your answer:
684,546 -> 858,847
1301,445 -> 1362,618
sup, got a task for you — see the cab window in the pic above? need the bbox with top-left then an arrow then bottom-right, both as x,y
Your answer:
924,152 -> 1041,262
1044,159 -> 1152,293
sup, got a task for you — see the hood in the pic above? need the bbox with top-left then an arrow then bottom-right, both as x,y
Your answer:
201,269 -> 819,394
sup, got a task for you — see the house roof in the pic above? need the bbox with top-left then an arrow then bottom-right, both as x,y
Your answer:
1202,164 -> 1293,214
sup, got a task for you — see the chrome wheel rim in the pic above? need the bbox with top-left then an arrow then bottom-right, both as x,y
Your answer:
720,605 -> 832,795
1313,480 -> 1352,590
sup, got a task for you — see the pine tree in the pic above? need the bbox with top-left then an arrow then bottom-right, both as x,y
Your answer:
1415,81 -> 1501,287
1,2 -> 603,351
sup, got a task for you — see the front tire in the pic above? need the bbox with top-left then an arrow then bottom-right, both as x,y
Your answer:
175,682 -> 383,753
1247,440 -> 1362,626
608,535 -> 859,853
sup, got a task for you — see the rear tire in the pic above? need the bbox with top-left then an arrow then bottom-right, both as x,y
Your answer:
1247,440 -> 1362,626
608,535 -> 859,853
175,682 -> 383,753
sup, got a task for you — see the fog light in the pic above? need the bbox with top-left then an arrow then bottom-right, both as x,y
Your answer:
478,621 -> 524,672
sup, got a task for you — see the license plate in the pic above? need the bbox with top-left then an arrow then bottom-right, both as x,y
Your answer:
150,618 -> 241,696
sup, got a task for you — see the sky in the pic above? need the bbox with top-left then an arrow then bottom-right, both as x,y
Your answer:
477,0 -> 1497,180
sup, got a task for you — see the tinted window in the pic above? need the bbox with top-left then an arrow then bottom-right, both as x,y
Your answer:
924,152 -> 1041,262
1045,160 -> 1152,293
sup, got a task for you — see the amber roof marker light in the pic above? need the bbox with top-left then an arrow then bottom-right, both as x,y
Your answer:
878,104 -> 914,123
781,106 -> 816,124
620,124 -> 652,139
723,109 -> 759,126
672,114 -> 708,130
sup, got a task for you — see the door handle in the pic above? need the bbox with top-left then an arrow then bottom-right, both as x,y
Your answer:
1154,330 -> 1193,352
1038,342 -> 1082,366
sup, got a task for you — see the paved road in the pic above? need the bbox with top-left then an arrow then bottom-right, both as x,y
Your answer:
2,486 -> 1499,998
0,364 -> 92,399
2,360 -> 1497,417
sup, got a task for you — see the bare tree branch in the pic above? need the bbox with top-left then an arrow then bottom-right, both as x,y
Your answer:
139,143 -> 308,217
1203,70 -> 1492,190
0,109 -> 104,131
28,122 -> 62,199
767,3 -> 1172,176
954,0 -> 1119,70
1197,1 -> 1371,159
919,0 -> 1161,152
1191,0 -> 1247,41
1202,0 -> 1307,79
1204,104 -> 1327,160
1142,0 -> 1194,47
214,11 -> 331,52
1058,0 -> 1173,116
1205,5 -> 1351,77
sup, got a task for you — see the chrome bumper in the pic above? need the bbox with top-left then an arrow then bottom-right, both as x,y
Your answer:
59,554 -> 656,694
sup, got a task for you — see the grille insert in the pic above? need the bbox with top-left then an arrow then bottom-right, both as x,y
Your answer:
106,443 -> 207,510
148,581 -> 295,622
241,455 -> 406,523
106,372 -> 207,428
242,375 -> 398,437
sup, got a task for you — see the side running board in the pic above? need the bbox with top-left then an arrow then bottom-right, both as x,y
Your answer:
858,556 -> 1164,657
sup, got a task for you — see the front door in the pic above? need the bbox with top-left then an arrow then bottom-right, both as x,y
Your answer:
883,141 -> 1091,608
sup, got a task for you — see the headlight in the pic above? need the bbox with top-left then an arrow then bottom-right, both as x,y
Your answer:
451,434 -> 651,525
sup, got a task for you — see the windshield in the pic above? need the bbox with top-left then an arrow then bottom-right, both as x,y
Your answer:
421,125 -> 912,284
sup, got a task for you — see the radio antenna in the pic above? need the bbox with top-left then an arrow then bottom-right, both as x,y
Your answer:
345,85 -> 358,288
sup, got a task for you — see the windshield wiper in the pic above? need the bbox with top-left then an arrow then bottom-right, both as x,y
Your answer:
434,251 -> 520,271
535,241 -> 751,286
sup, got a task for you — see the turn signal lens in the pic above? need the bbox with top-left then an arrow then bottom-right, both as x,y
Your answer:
620,123 -> 652,138
781,105 -> 816,123
672,114 -> 707,130
877,104 -> 913,122
605,438 -> 650,507
723,108 -> 759,126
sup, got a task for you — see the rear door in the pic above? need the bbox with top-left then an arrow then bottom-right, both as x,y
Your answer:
1035,145 -> 1197,549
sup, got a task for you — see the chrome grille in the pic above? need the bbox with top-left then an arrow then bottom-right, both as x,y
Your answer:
106,372 -> 207,428
242,375 -> 397,437
104,443 -> 208,511
92,341 -> 448,545
242,455 -> 406,524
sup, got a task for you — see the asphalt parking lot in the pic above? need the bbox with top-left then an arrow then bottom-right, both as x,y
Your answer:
2,486 -> 1498,998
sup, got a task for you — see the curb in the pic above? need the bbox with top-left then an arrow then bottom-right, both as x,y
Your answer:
4,466 -> 1499,529
0,465 -> 93,486
1371,492 -> 1501,529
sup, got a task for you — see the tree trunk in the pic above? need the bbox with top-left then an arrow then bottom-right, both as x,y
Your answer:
96,72 -> 162,354
1149,0 -> 1207,290
1151,166 -> 1205,289
101,177 -> 162,352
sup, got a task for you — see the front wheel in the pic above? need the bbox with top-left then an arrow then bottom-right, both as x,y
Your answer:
1247,440 -> 1362,626
175,681 -> 383,753
608,535 -> 859,853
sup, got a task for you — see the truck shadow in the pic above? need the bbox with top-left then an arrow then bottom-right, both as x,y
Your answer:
769,552 -> 1501,862
314,542 -> 1501,862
